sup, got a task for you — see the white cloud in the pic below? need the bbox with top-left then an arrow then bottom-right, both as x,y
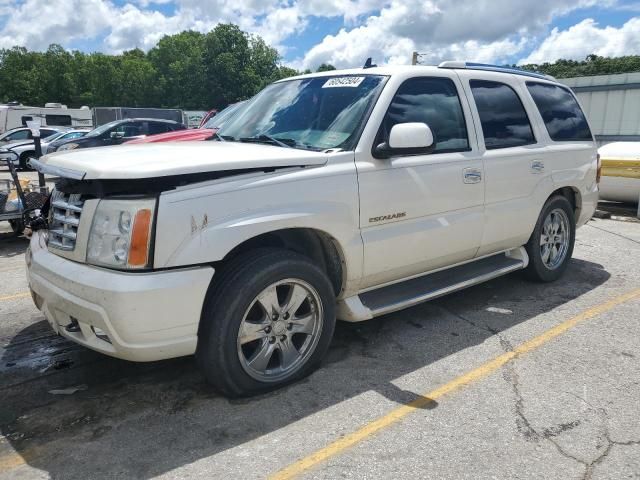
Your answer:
104,4 -> 194,52
295,0 -> 611,69
0,0 -> 113,50
520,17 -> 640,64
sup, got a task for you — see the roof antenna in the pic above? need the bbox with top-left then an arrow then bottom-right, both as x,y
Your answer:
363,57 -> 377,69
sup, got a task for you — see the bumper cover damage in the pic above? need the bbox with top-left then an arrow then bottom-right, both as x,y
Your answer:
26,231 -> 214,362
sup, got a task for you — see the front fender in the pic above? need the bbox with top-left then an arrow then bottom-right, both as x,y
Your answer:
153,163 -> 363,288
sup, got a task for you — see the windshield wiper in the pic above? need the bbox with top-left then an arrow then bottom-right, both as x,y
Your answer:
239,134 -> 295,149
212,132 -> 237,142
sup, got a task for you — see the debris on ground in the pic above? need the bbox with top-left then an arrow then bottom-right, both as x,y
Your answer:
486,306 -> 513,315
48,384 -> 88,395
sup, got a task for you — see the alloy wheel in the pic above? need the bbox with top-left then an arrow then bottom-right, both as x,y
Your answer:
539,208 -> 570,270
237,278 -> 323,382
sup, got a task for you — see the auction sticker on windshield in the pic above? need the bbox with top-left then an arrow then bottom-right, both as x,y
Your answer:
323,77 -> 365,88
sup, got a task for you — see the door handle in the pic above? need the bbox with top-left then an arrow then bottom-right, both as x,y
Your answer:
531,160 -> 545,174
463,168 -> 482,184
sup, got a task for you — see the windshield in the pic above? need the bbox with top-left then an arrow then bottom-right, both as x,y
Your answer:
44,131 -> 67,142
203,102 -> 245,129
217,75 -> 386,151
87,120 -> 123,137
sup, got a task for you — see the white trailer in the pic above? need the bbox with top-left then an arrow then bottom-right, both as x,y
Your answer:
0,103 -> 93,133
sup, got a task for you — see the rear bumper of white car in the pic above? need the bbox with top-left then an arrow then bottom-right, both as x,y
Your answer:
26,231 -> 214,362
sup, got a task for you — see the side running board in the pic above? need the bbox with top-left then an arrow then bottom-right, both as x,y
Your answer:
359,251 -> 527,317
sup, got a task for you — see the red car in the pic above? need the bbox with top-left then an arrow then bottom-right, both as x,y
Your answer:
126,102 -> 246,144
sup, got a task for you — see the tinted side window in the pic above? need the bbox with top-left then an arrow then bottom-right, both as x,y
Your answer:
45,114 -> 72,126
470,80 -> 535,150
379,77 -> 469,153
113,122 -> 143,137
148,122 -> 170,135
526,82 -> 592,141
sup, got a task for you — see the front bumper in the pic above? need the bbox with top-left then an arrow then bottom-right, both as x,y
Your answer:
0,153 -> 18,166
26,231 -> 214,362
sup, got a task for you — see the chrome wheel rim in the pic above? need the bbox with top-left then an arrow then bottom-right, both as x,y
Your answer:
237,279 -> 323,382
540,208 -> 570,270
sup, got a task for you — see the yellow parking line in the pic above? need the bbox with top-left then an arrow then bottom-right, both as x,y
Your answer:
270,288 -> 640,480
0,448 -> 37,471
0,289 -> 638,476
0,292 -> 30,302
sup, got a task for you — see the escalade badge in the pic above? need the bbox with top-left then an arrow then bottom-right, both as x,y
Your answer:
369,212 -> 406,223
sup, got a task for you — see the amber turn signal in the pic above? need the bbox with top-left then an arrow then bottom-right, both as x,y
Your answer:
128,208 -> 152,267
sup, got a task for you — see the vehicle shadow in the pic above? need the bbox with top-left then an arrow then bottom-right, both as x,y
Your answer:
0,258 -> 610,479
0,230 -> 28,258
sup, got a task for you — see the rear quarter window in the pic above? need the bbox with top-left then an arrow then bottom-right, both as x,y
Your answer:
526,82 -> 592,141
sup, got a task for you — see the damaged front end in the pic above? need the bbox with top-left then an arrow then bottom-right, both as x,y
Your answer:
29,156 -> 303,269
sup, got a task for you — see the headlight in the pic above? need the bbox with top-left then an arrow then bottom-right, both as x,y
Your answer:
58,143 -> 79,151
87,198 -> 156,269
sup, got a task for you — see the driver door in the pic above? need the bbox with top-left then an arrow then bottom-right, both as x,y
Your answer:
356,75 -> 485,289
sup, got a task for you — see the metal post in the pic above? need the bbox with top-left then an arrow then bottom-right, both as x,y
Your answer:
411,51 -> 418,65
34,136 -> 45,191
26,120 -> 46,192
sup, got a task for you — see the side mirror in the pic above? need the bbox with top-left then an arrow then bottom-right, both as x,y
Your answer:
374,122 -> 435,159
110,131 -> 124,139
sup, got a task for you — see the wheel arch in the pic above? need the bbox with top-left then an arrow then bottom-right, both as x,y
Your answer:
550,186 -> 582,219
216,227 -> 346,297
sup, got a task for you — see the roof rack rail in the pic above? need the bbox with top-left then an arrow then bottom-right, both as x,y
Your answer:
438,61 -> 555,81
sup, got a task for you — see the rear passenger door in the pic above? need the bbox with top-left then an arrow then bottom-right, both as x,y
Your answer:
458,72 -> 547,256
357,75 -> 485,289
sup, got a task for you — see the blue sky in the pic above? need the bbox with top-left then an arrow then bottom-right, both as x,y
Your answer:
0,1 -> 639,69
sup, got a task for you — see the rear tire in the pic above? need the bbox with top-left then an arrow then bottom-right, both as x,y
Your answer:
196,249 -> 336,397
524,195 -> 575,282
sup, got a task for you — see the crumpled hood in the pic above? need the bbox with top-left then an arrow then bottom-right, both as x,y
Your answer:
38,141 -> 329,180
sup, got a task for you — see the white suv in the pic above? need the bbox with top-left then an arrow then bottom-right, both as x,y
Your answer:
27,62 -> 599,396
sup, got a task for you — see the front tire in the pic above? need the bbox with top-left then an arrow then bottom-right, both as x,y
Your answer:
19,152 -> 35,171
524,195 -> 575,282
9,218 -> 25,235
196,249 -> 336,397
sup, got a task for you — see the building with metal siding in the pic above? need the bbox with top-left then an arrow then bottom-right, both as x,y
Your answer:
559,72 -> 640,146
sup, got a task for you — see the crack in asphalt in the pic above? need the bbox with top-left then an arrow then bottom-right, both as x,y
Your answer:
586,223 -> 640,245
446,305 -> 640,480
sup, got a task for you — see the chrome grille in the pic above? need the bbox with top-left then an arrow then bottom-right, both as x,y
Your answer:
48,190 -> 85,251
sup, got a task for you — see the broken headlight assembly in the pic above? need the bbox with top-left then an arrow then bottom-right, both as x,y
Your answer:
87,198 -> 156,269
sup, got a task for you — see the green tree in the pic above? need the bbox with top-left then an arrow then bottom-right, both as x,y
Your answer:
148,31 -> 206,109
316,63 -> 336,72
518,54 -> 640,78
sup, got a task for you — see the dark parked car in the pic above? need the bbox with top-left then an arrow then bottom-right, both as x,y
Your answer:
126,101 -> 247,144
53,118 -> 186,152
